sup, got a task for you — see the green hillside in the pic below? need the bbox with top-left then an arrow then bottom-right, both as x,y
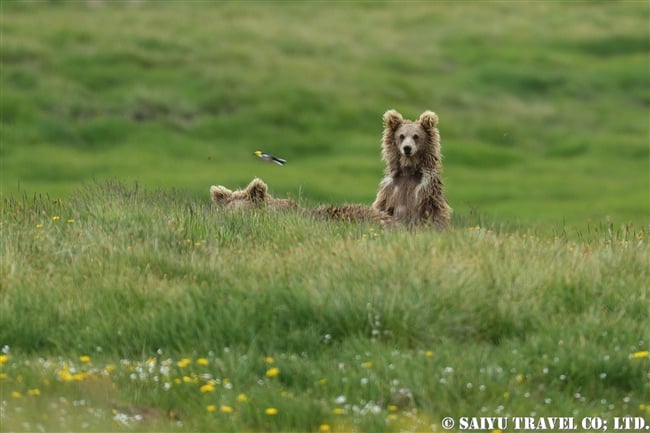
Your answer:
2,1 -> 649,227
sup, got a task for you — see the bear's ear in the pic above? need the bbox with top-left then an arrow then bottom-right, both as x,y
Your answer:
245,177 -> 268,204
383,109 -> 403,131
419,111 -> 438,130
210,185 -> 233,204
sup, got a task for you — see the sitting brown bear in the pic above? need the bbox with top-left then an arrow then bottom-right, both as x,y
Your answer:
372,109 -> 452,229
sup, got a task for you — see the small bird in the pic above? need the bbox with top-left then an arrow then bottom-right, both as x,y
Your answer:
254,151 -> 286,166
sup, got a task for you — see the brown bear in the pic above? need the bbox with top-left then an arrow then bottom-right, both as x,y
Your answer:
372,109 -> 452,229
210,178 -> 393,225
210,178 -> 298,210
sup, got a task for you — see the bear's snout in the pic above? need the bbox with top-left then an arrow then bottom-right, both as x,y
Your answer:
398,134 -> 418,157
400,139 -> 417,156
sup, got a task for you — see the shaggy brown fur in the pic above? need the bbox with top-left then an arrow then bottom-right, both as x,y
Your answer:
210,178 -> 393,225
311,204 -> 394,225
210,178 -> 298,210
372,109 -> 452,229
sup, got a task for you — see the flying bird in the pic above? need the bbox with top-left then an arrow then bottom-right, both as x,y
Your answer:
254,151 -> 286,166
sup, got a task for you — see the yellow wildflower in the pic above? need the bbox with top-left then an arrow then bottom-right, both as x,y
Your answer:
105,364 -> 116,373
632,350 -> 649,359
36,223 -> 43,228
0,373 -> 8,380
174,378 -> 182,385
177,358 -> 192,368
79,355 -> 91,363
515,373 -> 525,384
73,372 -> 88,381
266,367 -> 280,378
27,388 -> 41,396
361,361 -> 372,368
0,354 -> 7,365
388,404 -> 398,412
425,350 -> 433,357
11,391 -> 22,398
58,369 -> 74,382
333,408 -> 345,415
320,424 -> 331,432
183,376 -> 192,383
319,378 -> 327,385
388,414 -> 398,421
264,407 -> 278,415
264,356 -> 274,364
67,219 -> 74,224
220,405 -> 234,414
492,430 -> 502,433
206,404 -> 217,413
200,383 -> 215,393
236,393 -> 249,403
197,358 -> 209,366
52,216 -> 60,221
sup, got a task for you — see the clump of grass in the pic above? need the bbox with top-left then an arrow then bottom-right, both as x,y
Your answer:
1,181 -> 649,432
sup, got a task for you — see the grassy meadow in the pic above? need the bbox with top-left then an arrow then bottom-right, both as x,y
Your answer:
1,0 -> 649,226
1,1 -> 649,432
1,183 -> 649,432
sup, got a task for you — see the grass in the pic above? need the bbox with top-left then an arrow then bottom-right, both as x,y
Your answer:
1,2 -> 649,432
1,182 -> 649,432
1,1 -> 649,226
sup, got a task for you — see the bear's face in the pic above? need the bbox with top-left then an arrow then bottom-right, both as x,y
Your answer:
382,109 -> 440,171
393,122 -> 427,157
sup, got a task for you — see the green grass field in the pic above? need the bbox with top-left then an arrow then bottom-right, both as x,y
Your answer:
1,183 -> 649,432
1,0 -> 648,226
1,1 -> 649,432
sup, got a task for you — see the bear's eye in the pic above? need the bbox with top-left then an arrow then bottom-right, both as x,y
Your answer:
413,134 -> 419,141
399,134 -> 405,141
